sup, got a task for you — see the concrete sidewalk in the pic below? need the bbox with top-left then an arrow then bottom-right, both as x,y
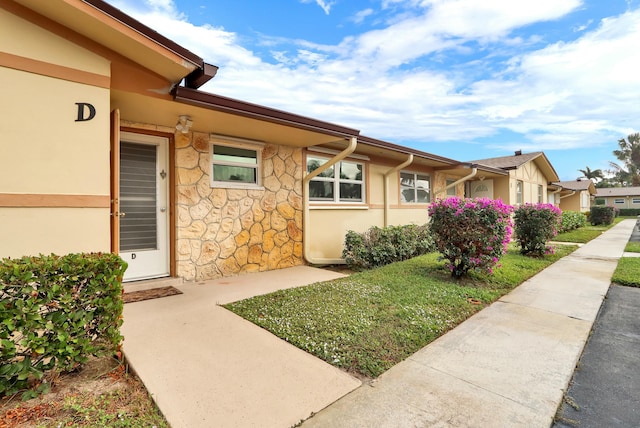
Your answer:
121,266 -> 362,428
302,219 -> 637,427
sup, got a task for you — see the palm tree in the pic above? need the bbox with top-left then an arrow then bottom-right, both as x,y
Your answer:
577,166 -> 604,182
612,133 -> 640,186
607,162 -> 636,187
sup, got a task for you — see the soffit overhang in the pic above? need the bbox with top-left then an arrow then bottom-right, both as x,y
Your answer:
12,0 -> 208,84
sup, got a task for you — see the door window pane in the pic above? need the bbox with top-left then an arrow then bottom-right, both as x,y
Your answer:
120,142 -> 157,251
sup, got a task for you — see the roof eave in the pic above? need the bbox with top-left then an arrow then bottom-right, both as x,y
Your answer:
172,86 -> 360,138
82,0 -> 204,68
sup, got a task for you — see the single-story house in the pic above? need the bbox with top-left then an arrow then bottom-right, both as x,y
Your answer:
550,179 -> 596,212
595,187 -> 640,209
465,151 -> 560,205
1,0 -> 507,282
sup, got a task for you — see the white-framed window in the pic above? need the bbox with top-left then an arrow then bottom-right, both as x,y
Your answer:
516,180 -> 523,205
307,155 -> 364,203
581,192 -> 590,207
632,198 -> 640,204
614,198 -> 625,204
538,185 -> 543,203
210,136 -> 264,189
400,172 -> 431,203
446,179 -> 457,196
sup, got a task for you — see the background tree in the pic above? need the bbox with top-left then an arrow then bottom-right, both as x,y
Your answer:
606,162 -> 633,187
612,132 -> 640,186
577,166 -> 604,182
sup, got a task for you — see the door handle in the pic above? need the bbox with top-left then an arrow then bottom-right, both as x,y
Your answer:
111,212 -> 126,217
160,207 -> 166,212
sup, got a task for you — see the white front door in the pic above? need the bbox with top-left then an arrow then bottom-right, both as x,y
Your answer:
119,132 -> 169,282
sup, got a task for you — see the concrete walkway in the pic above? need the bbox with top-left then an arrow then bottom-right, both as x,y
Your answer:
121,266 -> 361,428
302,219 -> 637,427
122,220 -> 636,428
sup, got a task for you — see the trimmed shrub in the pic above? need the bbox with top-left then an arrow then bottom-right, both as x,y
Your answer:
343,224 -> 434,270
514,203 -> 562,256
590,206 -> 616,225
0,253 -> 127,399
559,210 -> 587,233
428,197 -> 513,278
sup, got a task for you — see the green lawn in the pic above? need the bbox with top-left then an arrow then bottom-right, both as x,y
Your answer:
225,244 -> 576,379
554,217 -> 626,243
612,257 -> 640,287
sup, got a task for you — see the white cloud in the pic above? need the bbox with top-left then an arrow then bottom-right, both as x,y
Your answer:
469,9 -> 640,150
351,8 -> 374,24
107,0 -> 639,156
300,0 -> 335,15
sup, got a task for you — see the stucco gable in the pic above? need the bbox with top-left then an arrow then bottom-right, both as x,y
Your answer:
469,151 -> 560,182
554,180 -> 596,195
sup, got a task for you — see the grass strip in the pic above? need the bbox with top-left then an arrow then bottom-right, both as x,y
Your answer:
624,241 -> 640,253
554,217 -> 625,243
612,257 -> 640,288
225,244 -> 576,378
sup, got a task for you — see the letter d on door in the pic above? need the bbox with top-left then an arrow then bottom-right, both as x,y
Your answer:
75,103 -> 96,122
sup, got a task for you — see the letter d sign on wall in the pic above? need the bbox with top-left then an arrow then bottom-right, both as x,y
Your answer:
75,102 -> 96,122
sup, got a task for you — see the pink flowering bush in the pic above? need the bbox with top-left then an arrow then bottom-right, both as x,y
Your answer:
428,197 -> 513,278
513,203 -> 562,256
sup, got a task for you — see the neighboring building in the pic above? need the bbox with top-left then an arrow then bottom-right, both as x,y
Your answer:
551,179 -> 596,212
595,187 -> 640,209
1,0 -> 505,282
466,151 -> 560,205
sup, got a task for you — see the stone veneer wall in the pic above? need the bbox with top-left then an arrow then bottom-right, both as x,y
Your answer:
175,132 -> 304,281
433,172 -> 463,198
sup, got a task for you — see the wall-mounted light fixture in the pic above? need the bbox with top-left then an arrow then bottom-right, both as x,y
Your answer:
176,115 -> 193,133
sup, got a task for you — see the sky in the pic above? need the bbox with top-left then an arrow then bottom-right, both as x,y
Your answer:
106,0 -> 640,181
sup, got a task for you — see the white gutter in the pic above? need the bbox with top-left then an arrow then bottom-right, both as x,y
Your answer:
559,190 -> 576,200
433,167 -> 478,197
303,137 -> 357,265
383,154 -> 414,226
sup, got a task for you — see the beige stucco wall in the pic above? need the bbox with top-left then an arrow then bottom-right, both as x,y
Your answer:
599,196 -> 640,209
560,190 -> 590,212
0,68 -> 110,194
0,209 -> 110,258
0,8 -> 109,74
511,161 -> 548,204
307,166 -> 454,260
0,12 -> 111,259
486,162 -> 548,205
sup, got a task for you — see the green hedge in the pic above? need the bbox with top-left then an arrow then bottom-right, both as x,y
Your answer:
619,208 -> 640,217
0,253 -> 127,399
342,224 -> 434,270
590,206 -> 616,225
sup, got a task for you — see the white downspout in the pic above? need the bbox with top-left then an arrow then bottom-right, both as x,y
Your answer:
383,154 -> 414,227
433,168 -> 477,198
559,190 -> 576,199
303,137 -> 357,265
